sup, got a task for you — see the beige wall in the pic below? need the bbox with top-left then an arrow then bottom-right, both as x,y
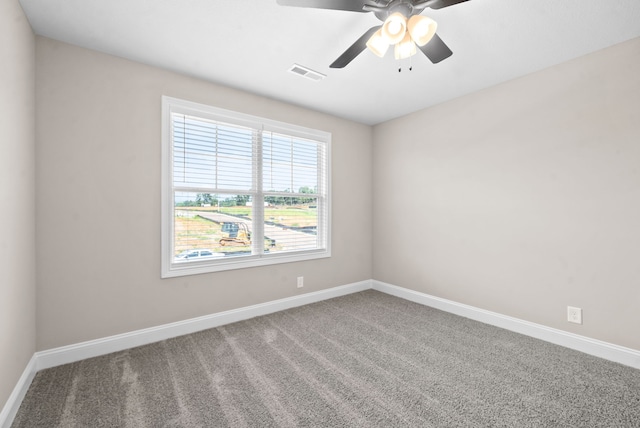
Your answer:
0,0 -> 36,411
373,38 -> 640,350
19,19 -> 640,382
35,37 -> 373,350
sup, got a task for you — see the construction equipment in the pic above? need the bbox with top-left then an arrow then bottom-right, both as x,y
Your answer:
219,221 -> 277,248
219,222 -> 251,246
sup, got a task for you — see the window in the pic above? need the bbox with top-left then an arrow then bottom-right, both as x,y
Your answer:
161,96 -> 331,277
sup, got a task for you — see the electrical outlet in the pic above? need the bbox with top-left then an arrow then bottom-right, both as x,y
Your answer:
297,276 -> 304,288
567,306 -> 582,324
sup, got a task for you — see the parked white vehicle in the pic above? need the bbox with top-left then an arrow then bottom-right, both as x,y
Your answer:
174,249 -> 224,262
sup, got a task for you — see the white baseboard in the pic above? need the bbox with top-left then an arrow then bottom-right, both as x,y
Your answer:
372,280 -> 640,370
5,278 -> 639,427
0,355 -> 37,428
36,280 -> 372,371
1,280 -> 369,426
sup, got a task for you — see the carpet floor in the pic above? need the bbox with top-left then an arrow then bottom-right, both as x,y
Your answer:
12,290 -> 640,427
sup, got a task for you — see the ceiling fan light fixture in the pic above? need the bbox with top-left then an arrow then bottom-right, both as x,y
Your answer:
366,29 -> 390,58
382,12 -> 407,44
394,32 -> 417,60
407,15 -> 437,46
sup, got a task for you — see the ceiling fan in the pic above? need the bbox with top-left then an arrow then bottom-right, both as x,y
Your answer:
277,0 -> 470,68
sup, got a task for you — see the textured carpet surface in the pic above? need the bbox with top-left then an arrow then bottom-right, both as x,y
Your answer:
12,290 -> 640,427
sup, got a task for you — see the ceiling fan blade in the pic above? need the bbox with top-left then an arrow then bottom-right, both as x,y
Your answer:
330,26 -> 380,68
418,33 -> 453,63
276,0 -> 371,13
427,0 -> 470,10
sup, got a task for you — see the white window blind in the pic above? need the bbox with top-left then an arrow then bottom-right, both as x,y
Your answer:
161,96 -> 331,278
172,114 -> 254,192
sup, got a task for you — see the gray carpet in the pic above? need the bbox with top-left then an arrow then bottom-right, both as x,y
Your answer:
12,290 -> 640,427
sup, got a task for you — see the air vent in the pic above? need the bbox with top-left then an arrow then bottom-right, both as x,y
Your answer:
288,64 -> 326,81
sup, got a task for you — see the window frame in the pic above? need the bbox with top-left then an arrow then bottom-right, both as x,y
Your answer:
161,96 -> 331,278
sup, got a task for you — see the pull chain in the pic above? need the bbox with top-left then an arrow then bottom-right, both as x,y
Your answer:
398,56 -> 414,73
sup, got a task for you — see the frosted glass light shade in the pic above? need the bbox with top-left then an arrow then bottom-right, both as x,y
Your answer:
407,15 -> 437,46
382,12 -> 407,45
394,32 -> 417,60
366,29 -> 390,57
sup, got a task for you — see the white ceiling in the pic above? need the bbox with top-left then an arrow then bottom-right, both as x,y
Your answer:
19,0 -> 640,125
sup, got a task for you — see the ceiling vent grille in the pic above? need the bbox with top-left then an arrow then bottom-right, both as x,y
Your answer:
288,64 -> 326,81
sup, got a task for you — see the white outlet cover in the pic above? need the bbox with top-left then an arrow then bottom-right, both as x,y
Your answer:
567,306 -> 583,324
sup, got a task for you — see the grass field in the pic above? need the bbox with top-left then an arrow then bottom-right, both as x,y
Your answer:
174,215 -> 225,254
175,213 -> 306,255
175,205 -> 318,228
265,207 -> 317,228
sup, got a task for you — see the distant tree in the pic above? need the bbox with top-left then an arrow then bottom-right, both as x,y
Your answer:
235,195 -> 250,206
298,186 -> 316,204
265,193 -> 288,207
220,197 -> 236,207
196,193 -> 213,206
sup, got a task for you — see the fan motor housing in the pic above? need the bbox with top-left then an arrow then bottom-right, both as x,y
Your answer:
371,0 -> 421,21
